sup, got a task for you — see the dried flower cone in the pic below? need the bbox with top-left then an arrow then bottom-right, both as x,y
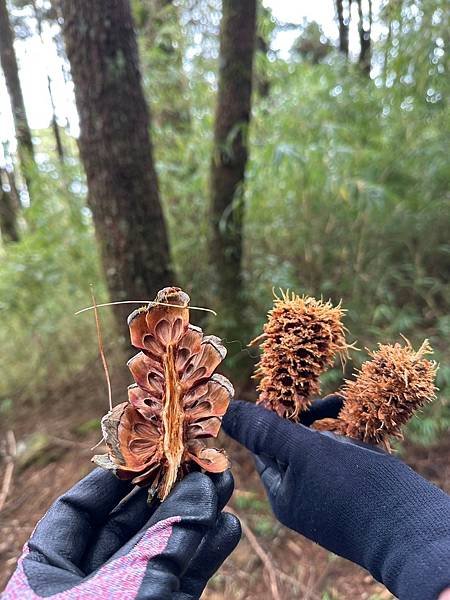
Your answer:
338,339 -> 438,445
93,287 -> 233,500
252,291 -> 348,420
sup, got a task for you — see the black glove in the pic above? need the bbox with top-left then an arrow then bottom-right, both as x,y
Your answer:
2,468 -> 241,600
222,398 -> 450,600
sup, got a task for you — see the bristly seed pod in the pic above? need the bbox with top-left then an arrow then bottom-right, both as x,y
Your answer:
251,290 -> 348,420
93,287 -> 233,501
337,339 -> 438,448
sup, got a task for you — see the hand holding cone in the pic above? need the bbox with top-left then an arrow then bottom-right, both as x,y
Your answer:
252,291 -> 438,449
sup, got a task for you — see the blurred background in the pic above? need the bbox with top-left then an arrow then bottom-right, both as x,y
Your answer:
0,0 -> 448,597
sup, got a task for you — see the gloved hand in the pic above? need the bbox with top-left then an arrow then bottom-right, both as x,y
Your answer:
2,468 -> 241,600
222,398 -> 450,600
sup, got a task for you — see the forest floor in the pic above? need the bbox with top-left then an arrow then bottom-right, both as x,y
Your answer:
1,361 -> 449,599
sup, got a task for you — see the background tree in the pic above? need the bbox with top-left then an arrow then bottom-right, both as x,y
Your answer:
0,166 -> 19,242
210,0 -> 257,347
29,0 -> 65,161
356,0 -> 372,74
292,21 -> 333,64
0,0 -> 34,196
334,0 -> 373,73
254,1 -> 274,98
61,0 -> 173,328
335,0 -> 350,56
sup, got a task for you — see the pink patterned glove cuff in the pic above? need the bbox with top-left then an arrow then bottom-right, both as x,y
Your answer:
2,516 -> 179,600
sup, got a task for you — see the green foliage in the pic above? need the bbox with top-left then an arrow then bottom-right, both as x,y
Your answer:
73,418 -> 102,437
241,56 -> 449,442
0,149 -> 111,406
149,4 -> 449,442
235,492 -> 269,513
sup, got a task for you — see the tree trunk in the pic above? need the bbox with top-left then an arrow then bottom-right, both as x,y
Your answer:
356,0 -> 372,74
335,0 -> 350,56
210,0 -> 256,345
0,168 -> 20,243
0,0 -> 35,191
48,75 -> 65,162
61,0 -> 174,328
255,1 -> 271,98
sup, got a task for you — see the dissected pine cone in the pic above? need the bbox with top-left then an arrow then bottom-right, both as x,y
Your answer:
252,291 -> 348,420
93,287 -> 233,500
338,339 -> 438,446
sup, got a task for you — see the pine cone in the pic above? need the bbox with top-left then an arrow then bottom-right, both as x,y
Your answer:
338,339 -> 438,445
93,287 -> 233,500
252,291 -> 348,420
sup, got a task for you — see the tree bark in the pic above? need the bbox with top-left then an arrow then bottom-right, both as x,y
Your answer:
356,0 -> 372,74
0,0 -> 35,190
255,0 -> 271,98
61,0 -> 174,328
0,168 -> 20,243
335,0 -> 350,56
210,0 -> 256,342
47,74 -> 65,162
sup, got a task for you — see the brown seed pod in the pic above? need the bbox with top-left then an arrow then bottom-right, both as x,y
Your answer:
251,291 -> 348,420
310,417 -> 343,433
337,339 -> 438,447
93,287 -> 233,501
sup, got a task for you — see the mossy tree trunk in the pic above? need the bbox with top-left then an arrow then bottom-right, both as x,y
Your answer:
61,0 -> 174,329
0,0 -> 35,201
210,0 -> 256,351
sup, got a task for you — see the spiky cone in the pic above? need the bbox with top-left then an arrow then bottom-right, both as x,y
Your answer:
93,287 -> 233,501
337,339 -> 438,448
252,291 -> 348,420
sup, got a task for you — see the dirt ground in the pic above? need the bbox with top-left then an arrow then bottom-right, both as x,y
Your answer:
1,363 -> 449,599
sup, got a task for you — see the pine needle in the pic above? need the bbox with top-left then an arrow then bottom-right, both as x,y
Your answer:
90,287 -> 113,413
75,300 -> 217,316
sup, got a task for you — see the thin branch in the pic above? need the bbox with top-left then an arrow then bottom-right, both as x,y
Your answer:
228,506 -> 281,600
47,435 -> 90,449
0,431 -> 16,513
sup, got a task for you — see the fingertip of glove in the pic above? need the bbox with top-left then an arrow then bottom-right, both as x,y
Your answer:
220,511 -> 242,546
222,400 -> 298,461
141,472 -> 219,537
222,400 -> 273,435
52,468 -> 134,525
299,394 -> 345,426
209,470 -> 235,511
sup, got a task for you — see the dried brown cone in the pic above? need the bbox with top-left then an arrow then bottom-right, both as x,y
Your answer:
338,339 -> 438,447
310,417 -> 343,433
93,287 -> 233,501
252,290 -> 348,420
